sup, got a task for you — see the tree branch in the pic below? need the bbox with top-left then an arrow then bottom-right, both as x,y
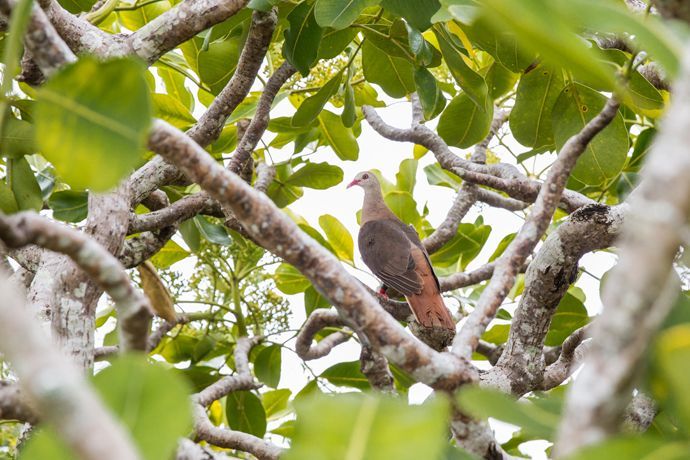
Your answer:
453,97 -> 621,360
148,119 -> 477,390
0,212 -> 153,351
555,49 -> 690,457
295,309 -> 351,360
0,274 -> 140,459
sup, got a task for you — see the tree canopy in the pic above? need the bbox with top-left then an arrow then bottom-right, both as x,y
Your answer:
0,0 -> 689,459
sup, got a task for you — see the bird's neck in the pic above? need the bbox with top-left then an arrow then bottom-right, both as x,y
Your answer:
361,187 -> 397,223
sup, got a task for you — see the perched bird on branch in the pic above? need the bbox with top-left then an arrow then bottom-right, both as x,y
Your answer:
348,171 -> 456,334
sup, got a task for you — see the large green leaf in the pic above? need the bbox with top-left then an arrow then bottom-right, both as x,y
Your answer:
117,0 -> 170,30
552,83 -> 628,187
254,344 -> 282,388
263,389 -> 292,419
0,181 -> 18,213
94,355 -> 191,460
283,1 -> 323,76
320,361 -> 370,390
275,263 -> 311,294
314,0 -> 379,30
198,34 -> 244,95
226,390 -> 267,438
396,158 -> 418,193
438,93 -> 494,148
318,109 -> 359,161
318,27 -> 359,59
382,0 -> 440,31
304,285 -> 330,315
384,191 -> 422,229
1,116 -> 36,158
510,65 -> 564,148
457,386 -> 558,440
35,57 -> 151,192
414,67 -> 446,120
478,0 -> 616,90
463,18 -> 535,73
430,222 -> 491,270
653,324 -> 690,433
152,93 -> 196,129
568,435 -> 689,460
362,40 -> 415,98
284,393 -> 450,460
149,240 -> 190,269
424,163 -> 462,190
8,156 -> 42,211
157,66 -> 194,111
285,162 -> 344,189
48,190 -> 88,223
433,26 -> 488,111
544,291 -> 589,346
319,214 -> 354,263
292,72 -> 343,127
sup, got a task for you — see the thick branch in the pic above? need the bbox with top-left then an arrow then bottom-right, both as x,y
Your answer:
0,212 -> 153,351
485,204 -> 626,394
148,120 -> 477,390
555,49 -> 690,457
186,9 -> 277,146
0,381 -> 38,424
129,0 -> 249,64
0,274 -> 139,459
453,98 -> 620,360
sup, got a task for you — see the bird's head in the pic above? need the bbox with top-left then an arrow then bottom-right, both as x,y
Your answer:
347,171 -> 379,191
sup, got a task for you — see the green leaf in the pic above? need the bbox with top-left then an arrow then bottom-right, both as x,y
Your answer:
382,0 -> 440,31
18,427 -> 72,460
479,0 -> 617,90
318,109 -> 359,161
414,67 -> 446,120
152,93 -> 196,128
198,34 -> 244,95
314,0 -> 379,29
284,393 -> 450,460
283,1 -> 323,75
342,80 -> 356,128
463,18 -> 535,73
149,239 -> 190,269
482,323 -> 510,345
1,116 -> 37,158
362,40 -> 415,98
438,93 -> 493,148
319,214 -> 354,263
48,190 -> 88,223
226,390 -> 267,438
194,215 -> 232,245
57,0 -> 95,13
8,156 -> 42,211
0,181 -> 18,213
254,344 -> 282,388
275,263 -> 311,294
510,65 -> 564,148
489,233 -> 516,262
320,361 -> 370,390
457,386 -> 559,440
285,162 -> 344,189
567,435 -> 690,460
544,291 -> 589,347
552,83 -> 628,187
292,72 -> 343,127
157,66 -> 194,111
263,389 -> 291,419
434,27 -> 489,111
485,61 -> 518,99
94,355 -> 192,460
628,127 -> 655,173
424,163 -> 462,190
304,285 -> 330,315
430,222 -> 491,270
318,27 -> 359,60
35,57 -> 151,192
117,0 -> 170,30
384,191 -> 421,228
396,158 -> 418,193
624,70 -> 664,113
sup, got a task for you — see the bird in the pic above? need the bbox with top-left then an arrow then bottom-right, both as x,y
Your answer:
347,171 -> 456,333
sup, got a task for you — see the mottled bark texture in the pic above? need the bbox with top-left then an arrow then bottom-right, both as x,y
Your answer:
555,48 -> 690,457
453,98 -> 621,360
484,204 -> 626,394
0,275 -> 140,459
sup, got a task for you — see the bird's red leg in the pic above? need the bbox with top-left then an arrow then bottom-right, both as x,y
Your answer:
377,286 -> 388,300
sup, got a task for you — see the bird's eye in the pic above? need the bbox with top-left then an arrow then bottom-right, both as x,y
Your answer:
362,173 -> 369,179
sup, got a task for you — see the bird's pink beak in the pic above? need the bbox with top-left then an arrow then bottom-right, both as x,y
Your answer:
346,179 -> 360,189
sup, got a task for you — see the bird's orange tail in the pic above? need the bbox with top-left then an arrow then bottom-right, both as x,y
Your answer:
406,292 -> 455,331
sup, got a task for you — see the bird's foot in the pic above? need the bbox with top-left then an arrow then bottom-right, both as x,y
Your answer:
377,287 -> 388,300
